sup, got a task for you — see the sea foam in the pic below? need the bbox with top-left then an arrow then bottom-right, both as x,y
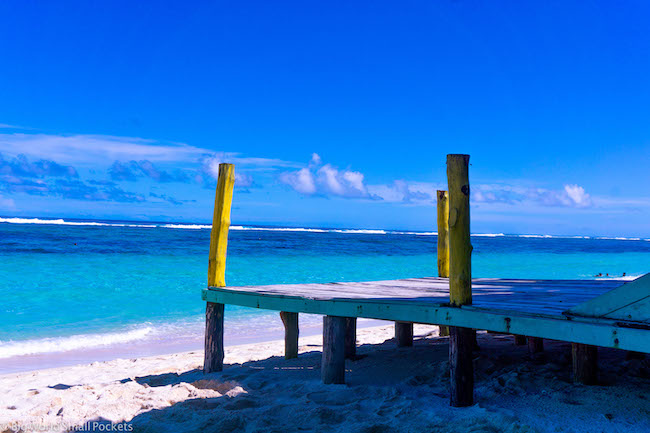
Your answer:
231,226 -> 327,233
1,217 -> 645,240
0,217 -> 156,228
0,327 -> 153,359
161,224 -> 212,230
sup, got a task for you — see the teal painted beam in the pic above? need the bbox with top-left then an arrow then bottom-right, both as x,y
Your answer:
202,288 -> 650,354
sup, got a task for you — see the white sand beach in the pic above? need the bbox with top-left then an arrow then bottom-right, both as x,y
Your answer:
1,324 -> 649,433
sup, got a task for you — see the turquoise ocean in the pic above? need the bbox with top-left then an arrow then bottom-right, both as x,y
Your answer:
1,217 -> 648,373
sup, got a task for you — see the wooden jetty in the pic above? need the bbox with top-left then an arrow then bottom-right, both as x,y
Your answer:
202,155 -> 650,407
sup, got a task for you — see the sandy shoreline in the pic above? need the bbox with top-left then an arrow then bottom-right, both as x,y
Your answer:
2,324 -> 649,433
0,317 -> 386,375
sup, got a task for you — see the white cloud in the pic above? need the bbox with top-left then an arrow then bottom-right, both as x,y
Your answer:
0,132 -> 299,170
279,156 -> 374,199
279,167 -> 317,194
0,133 -> 207,165
369,181 -> 594,208
223,155 -> 299,169
204,155 -> 222,179
310,153 -> 321,166
234,173 -> 254,188
472,183 -> 594,208
0,130 -> 303,193
201,154 -> 256,188
367,180 -> 438,203
317,164 -> 345,195
279,157 -> 595,210
342,170 -> 366,194
563,184 -> 592,207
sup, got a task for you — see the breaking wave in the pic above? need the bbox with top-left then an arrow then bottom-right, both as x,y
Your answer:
0,327 -> 153,359
1,217 -> 647,240
0,217 -> 156,228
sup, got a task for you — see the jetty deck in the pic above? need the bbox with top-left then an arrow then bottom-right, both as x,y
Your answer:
200,156 -> 649,406
202,276 -> 650,354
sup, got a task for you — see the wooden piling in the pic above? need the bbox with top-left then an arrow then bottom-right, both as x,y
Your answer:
394,321 -> 413,345
437,190 -> 450,337
396,321 -> 414,347
450,326 -> 475,405
572,343 -> 598,385
204,163 -> 235,374
322,316 -> 347,384
280,312 -> 299,359
204,303 -> 224,373
345,317 -> 357,359
514,335 -> 527,345
528,337 -> 544,357
447,154 -> 474,407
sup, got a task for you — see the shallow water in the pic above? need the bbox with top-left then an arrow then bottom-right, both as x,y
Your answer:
1,217 -> 648,371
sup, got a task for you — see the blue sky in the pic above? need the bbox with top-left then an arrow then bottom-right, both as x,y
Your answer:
1,1 -> 649,236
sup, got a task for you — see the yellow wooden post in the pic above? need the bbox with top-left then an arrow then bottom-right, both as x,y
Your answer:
437,190 -> 450,337
447,154 -> 474,407
447,156 -> 472,307
204,163 -> 235,373
437,190 -> 450,278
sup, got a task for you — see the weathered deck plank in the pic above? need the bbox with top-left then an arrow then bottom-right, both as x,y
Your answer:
207,277 -> 622,313
201,277 -> 650,354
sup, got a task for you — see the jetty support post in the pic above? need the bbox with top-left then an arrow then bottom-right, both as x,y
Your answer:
447,154 -> 474,407
345,317 -> 357,358
204,163 -> 235,374
528,337 -> 544,358
437,190 -> 450,337
572,343 -> 598,385
514,335 -> 527,345
322,316 -> 347,384
395,321 -> 414,347
280,312 -> 299,359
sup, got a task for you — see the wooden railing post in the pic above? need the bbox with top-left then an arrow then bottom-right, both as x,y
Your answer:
204,163 -> 235,374
447,154 -> 474,407
437,190 -> 450,337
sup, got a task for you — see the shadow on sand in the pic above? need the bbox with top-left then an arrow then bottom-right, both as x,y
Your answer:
74,334 -> 648,433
